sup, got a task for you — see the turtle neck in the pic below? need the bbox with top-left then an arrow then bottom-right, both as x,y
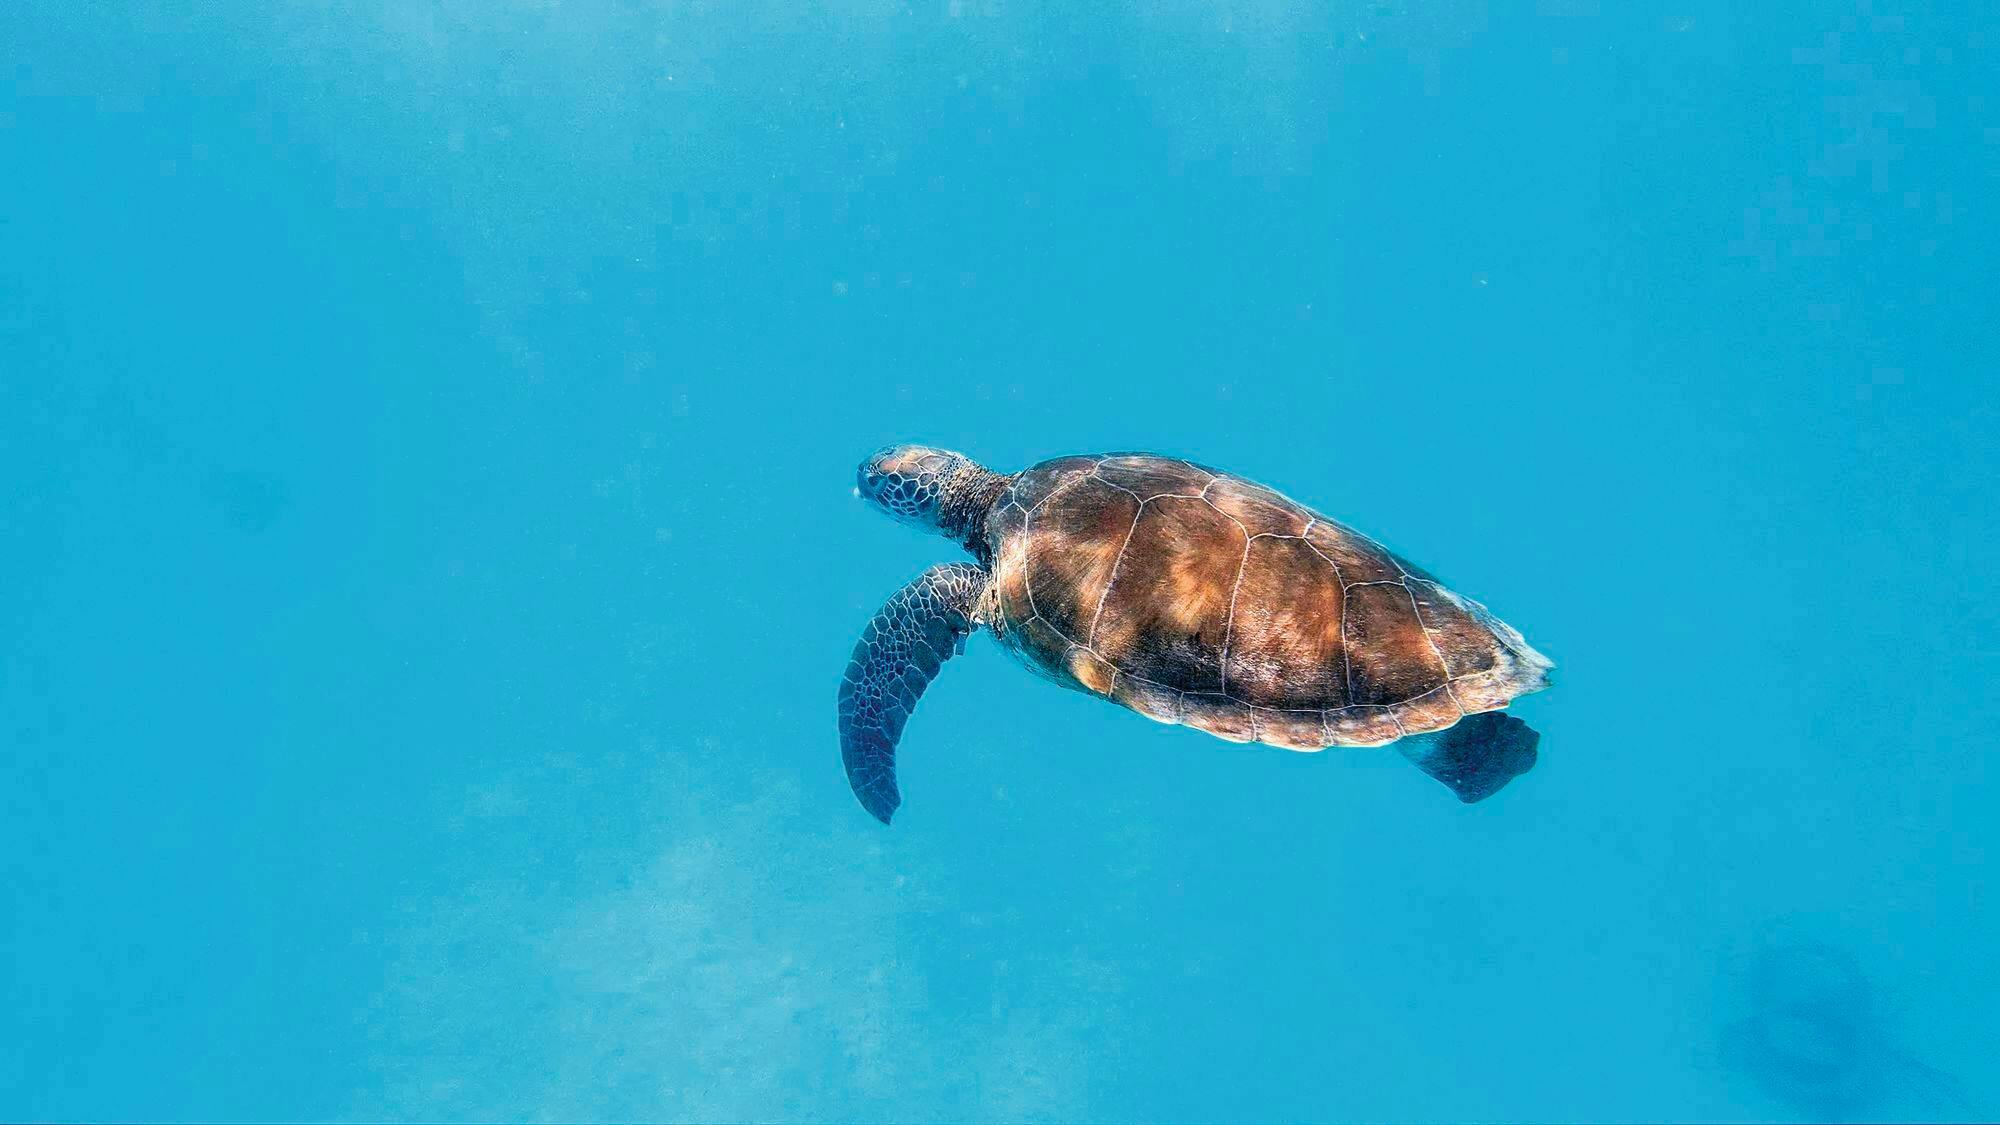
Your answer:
937,464 -> 1014,565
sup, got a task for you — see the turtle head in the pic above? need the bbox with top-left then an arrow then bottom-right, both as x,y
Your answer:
857,444 -> 1015,558
856,444 -> 977,531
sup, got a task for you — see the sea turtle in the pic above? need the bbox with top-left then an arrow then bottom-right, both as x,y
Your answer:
838,445 -> 1554,823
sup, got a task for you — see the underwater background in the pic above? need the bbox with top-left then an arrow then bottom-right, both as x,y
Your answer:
3,0 -> 1996,1121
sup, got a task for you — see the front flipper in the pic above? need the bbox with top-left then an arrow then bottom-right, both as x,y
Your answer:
838,563 -> 988,824
1397,711 -> 1540,803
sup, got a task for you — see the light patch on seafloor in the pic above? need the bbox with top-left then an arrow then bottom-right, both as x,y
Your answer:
347,765 -> 1103,1123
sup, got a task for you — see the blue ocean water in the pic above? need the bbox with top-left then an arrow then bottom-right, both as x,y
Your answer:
3,1 -> 1995,1121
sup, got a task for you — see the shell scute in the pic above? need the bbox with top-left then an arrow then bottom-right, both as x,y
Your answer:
1221,535 -> 1347,709
1304,519 -> 1404,584
1182,692 -> 1257,743
1257,710 -> 1329,751
1408,578 -> 1501,679
1088,496 -> 1243,694
1444,667 -> 1526,714
1204,476 -> 1309,537
1065,644 -> 1119,696
1323,706 -> 1406,746
1094,455 -> 1210,500
1014,615 -> 1074,674
1023,477 -> 1139,644
1010,456 -> 1099,513
1341,582 -> 1449,705
1396,685 -> 1465,735
1110,674 -> 1184,724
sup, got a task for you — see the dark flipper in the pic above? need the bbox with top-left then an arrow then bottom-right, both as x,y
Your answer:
838,563 -> 988,824
1397,711 -> 1540,803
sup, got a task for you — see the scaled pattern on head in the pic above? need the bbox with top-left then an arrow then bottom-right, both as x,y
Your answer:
856,444 -> 973,530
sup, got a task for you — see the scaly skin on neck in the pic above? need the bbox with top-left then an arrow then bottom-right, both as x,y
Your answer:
935,463 -> 1014,564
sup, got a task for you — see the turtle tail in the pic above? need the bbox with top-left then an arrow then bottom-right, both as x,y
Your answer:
1396,711 -> 1540,803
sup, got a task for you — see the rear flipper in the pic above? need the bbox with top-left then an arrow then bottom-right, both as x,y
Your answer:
1397,711 -> 1540,803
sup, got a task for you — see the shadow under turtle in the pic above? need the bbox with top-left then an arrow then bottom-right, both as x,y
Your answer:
1721,938 -> 1967,1122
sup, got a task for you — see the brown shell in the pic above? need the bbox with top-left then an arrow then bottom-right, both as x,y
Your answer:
982,454 -> 1552,749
